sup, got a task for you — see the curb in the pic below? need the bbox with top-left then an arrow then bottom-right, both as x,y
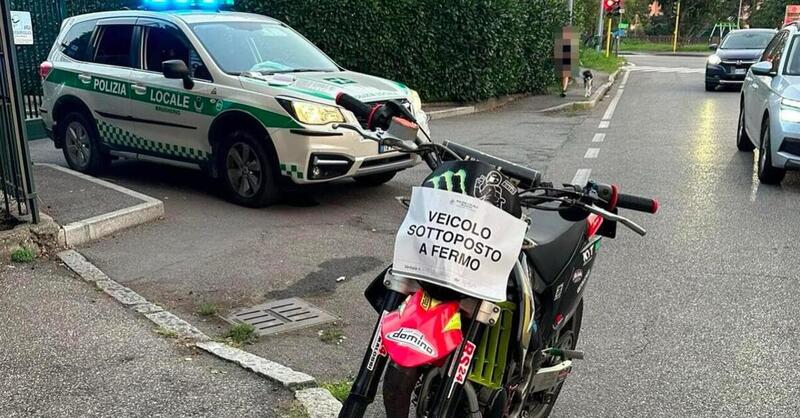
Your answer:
425,94 -> 525,120
37,164 -> 164,246
537,68 -> 624,113
57,249 -> 341,417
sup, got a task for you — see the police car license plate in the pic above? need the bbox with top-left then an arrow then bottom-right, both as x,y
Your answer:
735,68 -> 747,75
379,143 -> 397,153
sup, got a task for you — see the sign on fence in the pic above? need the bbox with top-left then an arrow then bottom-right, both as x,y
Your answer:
785,5 -> 800,25
10,11 -> 33,45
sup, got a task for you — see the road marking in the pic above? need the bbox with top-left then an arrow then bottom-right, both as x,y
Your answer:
599,120 -> 610,129
572,168 -> 591,186
592,133 -> 606,143
584,148 -> 600,159
627,66 -> 704,74
602,83 -> 626,121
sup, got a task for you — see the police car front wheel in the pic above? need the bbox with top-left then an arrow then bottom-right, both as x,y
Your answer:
61,112 -> 110,174
219,130 -> 280,207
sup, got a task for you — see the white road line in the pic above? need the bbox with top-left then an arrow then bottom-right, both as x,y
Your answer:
627,66 -> 704,74
572,168 -> 592,186
599,120 -> 610,129
602,84 -> 626,121
584,148 -> 600,159
592,133 -> 606,143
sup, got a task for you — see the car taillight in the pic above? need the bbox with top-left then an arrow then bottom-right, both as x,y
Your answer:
39,61 -> 53,80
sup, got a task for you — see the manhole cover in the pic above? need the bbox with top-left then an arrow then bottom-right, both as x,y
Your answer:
228,298 -> 337,336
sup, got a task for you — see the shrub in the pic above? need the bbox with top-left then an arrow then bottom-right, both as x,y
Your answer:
237,0 -> 568,102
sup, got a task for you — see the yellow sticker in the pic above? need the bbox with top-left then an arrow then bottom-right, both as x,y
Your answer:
443,312 -> 462,332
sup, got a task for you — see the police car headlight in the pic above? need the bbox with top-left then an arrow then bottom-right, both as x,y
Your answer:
291,101 -> 345,125
707,54 -> 722,66
409,89 -> 422,113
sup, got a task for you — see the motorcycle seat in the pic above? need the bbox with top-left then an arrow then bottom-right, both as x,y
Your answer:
524,208 -> 586,285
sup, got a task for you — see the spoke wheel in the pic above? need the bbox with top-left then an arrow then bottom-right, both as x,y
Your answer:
60,112 -> 109,174
217,129 -> 280,207
758,120 -> 786,184
65,121 -> 91,170
226,142 -> 262,199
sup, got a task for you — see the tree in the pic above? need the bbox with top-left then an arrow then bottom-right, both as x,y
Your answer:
751,0 -> 793,28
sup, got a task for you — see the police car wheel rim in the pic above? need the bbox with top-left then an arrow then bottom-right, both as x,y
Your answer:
226,143 -> 262,198
66,121 -> 91,169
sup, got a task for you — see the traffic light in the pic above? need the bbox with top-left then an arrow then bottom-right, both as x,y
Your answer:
603,0 -> 622,16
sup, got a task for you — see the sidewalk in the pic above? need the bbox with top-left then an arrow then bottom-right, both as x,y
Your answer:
422,68 -> 611,118
0,261 -> 295,417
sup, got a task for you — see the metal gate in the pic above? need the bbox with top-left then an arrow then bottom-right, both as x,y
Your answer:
0,1 -> 38,222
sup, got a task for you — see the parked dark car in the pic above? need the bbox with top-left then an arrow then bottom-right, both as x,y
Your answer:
706,29 -> 776,91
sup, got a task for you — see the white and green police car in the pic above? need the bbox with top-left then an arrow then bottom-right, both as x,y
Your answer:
41,7 -> 426,206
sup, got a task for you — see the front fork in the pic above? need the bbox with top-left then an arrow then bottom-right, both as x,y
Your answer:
338,288 -> 405,418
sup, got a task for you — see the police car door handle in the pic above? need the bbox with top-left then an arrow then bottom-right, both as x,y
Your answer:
78,74 -> 92,84
131,84 -> 147,95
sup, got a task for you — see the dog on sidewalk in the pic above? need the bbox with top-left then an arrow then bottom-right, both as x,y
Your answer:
582,70 -> 594,98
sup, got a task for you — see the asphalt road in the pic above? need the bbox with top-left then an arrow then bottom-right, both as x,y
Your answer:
27,54 -> 800,416
548,55 -> 800,417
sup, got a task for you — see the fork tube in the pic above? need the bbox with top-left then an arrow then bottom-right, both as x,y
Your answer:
338,290 -> 405,418
430,303 -> 483,418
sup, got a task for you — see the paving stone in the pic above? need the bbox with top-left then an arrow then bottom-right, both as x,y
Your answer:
295,387 -> 342,418
145,311 -> 209,341
195,341 -> 315,389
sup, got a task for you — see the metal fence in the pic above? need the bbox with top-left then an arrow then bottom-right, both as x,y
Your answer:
1,0 -> 38,221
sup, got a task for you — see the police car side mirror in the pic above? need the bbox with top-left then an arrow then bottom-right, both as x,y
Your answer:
162,59 -> 194,90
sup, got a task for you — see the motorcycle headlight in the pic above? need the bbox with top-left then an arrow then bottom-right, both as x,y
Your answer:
409,89 -> 422,113
707,54 -> 722,65
780,98 -> 800,123
289,101 -> 345,125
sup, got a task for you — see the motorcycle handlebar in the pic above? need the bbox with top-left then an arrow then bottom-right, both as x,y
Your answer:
616,192 -> 659,214
336,92 -> 374,120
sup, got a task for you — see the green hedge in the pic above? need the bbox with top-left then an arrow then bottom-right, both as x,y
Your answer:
237,0 -> 567,102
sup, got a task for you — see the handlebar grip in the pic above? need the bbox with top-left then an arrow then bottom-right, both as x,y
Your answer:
336,92 -> 373,119
617,193 -> 659,214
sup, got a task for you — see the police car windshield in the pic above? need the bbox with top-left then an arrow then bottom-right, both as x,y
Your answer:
720,31 -> 774,49
191,22 -> 339,74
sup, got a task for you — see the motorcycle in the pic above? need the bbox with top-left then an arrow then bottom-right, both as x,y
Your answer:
332,93 -> 658,418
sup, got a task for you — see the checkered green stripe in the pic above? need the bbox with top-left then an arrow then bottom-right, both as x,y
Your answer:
96,120 -> 211,162
280,163 -> 304,179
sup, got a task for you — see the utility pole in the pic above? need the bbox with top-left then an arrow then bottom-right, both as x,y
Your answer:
596,1 -> 605,52
568,0 -> 574,24
737,0 -> 743,27
672,0 -> 681,53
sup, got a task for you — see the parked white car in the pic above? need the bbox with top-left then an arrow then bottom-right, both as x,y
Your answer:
738,22 -> 800,184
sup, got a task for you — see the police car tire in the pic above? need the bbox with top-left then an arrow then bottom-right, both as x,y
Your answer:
60,112 -> 110,174
219,130 -> 280,207
353,171 -> 396,186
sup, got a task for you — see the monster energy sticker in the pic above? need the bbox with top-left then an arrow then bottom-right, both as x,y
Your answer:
427,169 -> 468,193
392,187 -> 527,302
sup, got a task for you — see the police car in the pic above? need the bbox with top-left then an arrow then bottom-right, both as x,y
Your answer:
40,2 -> 427,207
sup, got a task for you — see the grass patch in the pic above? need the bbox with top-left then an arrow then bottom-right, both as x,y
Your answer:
154,327 -> 178,338
317,326 -> 346,345
197,303 -> 218,317
321,379 -> 353,402
225,323 -> 256,345
580,48 -> 625,74
618,39 -> 709,53
11,247 -> 35,263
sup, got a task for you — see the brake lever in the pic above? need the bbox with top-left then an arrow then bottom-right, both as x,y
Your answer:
585,204 -> 647,236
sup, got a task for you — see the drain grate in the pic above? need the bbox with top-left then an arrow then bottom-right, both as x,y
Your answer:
227,298 -> 337,336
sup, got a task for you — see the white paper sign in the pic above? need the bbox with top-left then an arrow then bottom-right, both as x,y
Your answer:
11,11 -> 33,45
392,187 -> 528,302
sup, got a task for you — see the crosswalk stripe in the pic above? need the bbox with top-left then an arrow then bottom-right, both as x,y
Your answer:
627,66 -> 704,74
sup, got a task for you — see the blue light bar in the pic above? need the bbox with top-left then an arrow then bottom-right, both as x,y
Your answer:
141,0 -> 234,10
